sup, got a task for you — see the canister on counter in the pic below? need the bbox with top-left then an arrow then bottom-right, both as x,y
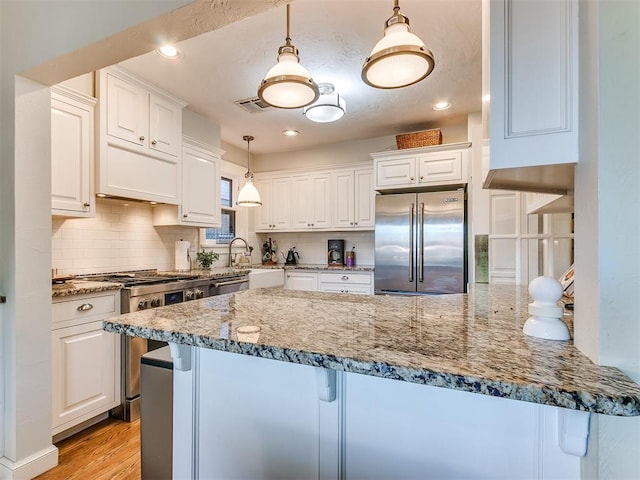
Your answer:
328,239 -> 345,266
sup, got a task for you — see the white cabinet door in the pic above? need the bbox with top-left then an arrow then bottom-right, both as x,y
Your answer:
271,176 -> 292,230
51,320 -> 119,434
488,0 -> 578,171
181,144 -> 220,226
254,176 -> 273,231
310,173 -> 332,229
354,168 -> 374,228
51,88 -> 95,217
418,151 -> 463,184
333,170 -> 355,229
375,156 -> 417,188
318,272 -> 373,295
106,72 -> 148,147
285,271 -> 318,291
291,175 -> 313,229
149,93 -> 181,157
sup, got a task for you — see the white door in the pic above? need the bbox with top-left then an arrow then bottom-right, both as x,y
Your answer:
418,151 -> 462,184
51,321 -> 119,433
311,173 -> 332,228
148,93 -> 181,157
285,272 -> 318,291
182,145 -> 220,226
333,170 -> 355,229
254,177 -> 273,230
354,168 -> 374,228
375,156 -> 417,188
51,95 -> 92,215
106,73 -> 148,146
291,175 -> 312,229
271,176 -> 292,230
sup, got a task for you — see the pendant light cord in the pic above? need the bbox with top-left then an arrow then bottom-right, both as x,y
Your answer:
242,135 -> 254,178
394,0 -> 400,13
285,4 -> 292,44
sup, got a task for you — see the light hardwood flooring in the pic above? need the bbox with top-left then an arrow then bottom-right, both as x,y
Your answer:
35,418 -> 140,480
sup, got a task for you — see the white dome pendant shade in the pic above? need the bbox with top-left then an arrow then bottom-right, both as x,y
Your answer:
258,4 -> 319,109
362,0 -> 435,89
236,135 -> 262,207
303,83 -> 346,123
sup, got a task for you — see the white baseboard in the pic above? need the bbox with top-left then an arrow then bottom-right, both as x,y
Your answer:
0,445 -> 58,480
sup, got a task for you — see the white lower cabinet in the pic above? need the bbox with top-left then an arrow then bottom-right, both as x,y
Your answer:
285,271 -> 318,291
318,272 -> 373,295
51,291 -> 121,436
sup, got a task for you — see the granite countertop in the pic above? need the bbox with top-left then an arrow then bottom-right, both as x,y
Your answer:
52,268 -> 250,297
249,263 -> 374,272
52,280 -> 123,297
102,285 -> 640,416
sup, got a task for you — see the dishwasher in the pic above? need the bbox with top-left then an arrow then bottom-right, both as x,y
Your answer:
139,274 -> 249,479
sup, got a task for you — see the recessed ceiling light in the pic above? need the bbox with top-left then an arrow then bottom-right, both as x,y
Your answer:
283,129 -> 299,137
157,45 -> 181,59
433,102 -> 451,111
149,201 -> 158,205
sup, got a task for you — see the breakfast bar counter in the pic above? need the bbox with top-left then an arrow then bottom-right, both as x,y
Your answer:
103,285 -> 640,479
103,284 -> 640,415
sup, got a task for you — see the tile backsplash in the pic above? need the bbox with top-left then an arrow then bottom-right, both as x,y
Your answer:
257,231 -> 375,266
52,198 -> 198,275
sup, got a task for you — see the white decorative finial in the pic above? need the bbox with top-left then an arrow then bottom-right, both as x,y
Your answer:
523,276 -> 571,340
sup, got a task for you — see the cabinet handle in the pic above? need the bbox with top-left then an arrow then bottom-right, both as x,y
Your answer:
83,202 -> 90,208
341,275 -> 349,281
77,303 -> 93,312
151,140 -> 157,146
139,135 -> 145,142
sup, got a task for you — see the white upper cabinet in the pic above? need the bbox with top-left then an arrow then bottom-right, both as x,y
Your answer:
291,172 -> 332,230
153,137 -> 222,227
51,86 -> 96,217
97,67 -> 186,204
483,0 -> 578,194
333,167 -> 374,229
372,143 -> 471,191
254,175 -> 292,232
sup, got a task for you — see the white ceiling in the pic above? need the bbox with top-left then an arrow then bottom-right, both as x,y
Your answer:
120,0 -> 482,155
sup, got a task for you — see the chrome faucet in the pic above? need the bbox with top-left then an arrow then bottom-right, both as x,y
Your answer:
227,237 -> 251,267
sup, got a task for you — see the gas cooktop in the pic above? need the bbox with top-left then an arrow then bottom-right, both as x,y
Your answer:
81,271 -> 200,287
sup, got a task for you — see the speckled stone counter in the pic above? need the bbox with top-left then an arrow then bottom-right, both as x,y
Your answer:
52,280 -> 123,297
103,284 -> 640,416
250,263 -> 374,271
160,267 -> 250,278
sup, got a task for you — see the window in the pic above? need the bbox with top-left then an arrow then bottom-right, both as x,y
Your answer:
203,177 -> 235,244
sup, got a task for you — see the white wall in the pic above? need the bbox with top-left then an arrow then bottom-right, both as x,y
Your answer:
257,231 -> 374,266
52,199 -> 199,275
183,108 -> 221,147
576,1 -> 640,479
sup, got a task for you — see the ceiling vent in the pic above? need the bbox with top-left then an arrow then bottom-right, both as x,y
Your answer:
234,96 -> 273,113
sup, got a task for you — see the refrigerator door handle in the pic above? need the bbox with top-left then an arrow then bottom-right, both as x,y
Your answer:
409,203 -> 415,283
418,202 -> 424,283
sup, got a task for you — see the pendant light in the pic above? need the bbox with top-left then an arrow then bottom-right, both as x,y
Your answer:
236,135 -> 262,207
362,0 -> 435,89
258,4 -> 319,109
303,83 -> 346,123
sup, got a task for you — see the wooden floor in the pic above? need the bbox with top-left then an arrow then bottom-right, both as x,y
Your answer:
35,418 -> 140,480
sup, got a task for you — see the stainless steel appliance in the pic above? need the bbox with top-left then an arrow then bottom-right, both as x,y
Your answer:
209,273 -> 249,296
375,189 -> 467,295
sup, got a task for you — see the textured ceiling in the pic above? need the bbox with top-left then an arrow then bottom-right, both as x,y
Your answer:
120,0 -> 482,154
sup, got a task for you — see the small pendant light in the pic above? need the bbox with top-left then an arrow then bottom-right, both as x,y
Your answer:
303,83 -> 346,123
258,4 -> 319,109
236,135 -> 262,207
362,0 -> 435,89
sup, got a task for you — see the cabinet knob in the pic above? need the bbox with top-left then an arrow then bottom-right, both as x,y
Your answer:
287,274 -> 291,278
341,275 -> 349,280
77,303 -> 93,312
83,202 -> 90,208
354,222 -> 358,225
183,214 -> 188,218
350,222 -> 354,225
139,135 -> 145,142
410,177 -> 415,181
151,140 -> 157,145
420,176 -> 424,180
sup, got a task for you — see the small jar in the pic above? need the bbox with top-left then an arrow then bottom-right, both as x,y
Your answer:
345,251 -> 355,267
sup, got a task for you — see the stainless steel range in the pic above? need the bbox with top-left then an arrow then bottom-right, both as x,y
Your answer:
87,270 -> 247,421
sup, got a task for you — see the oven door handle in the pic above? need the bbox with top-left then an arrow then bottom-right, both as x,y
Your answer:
212,278 -> 249,288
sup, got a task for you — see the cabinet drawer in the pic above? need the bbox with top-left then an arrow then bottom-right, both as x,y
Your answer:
318,272 -> 372,285
318,284 -> 372,295
53,292 -> 118,326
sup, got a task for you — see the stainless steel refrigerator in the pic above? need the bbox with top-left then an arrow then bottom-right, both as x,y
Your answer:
374,190 -> 467,294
